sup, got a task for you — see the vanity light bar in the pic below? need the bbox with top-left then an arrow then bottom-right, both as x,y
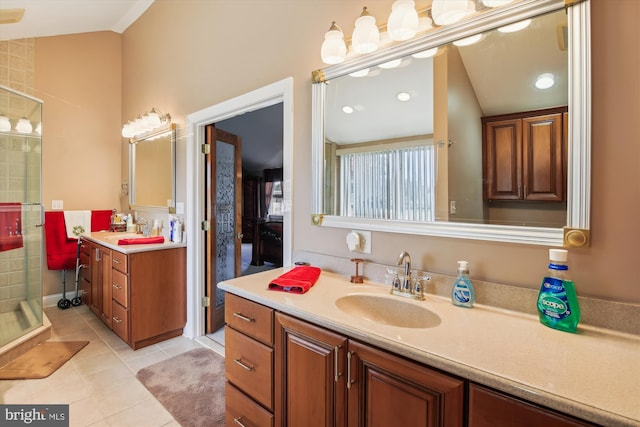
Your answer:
122,108 -> 171,138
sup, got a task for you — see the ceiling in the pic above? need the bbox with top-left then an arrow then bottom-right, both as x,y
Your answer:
0,0 -> 154,41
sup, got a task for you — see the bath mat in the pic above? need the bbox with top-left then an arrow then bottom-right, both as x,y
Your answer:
136,347 -> 226,426
0,341 -> 88,379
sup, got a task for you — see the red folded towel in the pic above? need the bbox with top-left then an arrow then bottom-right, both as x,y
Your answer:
0,203 -> 23,252
117,236 -> 165,245
91,209 -> 112,232
268,266 -> 321,294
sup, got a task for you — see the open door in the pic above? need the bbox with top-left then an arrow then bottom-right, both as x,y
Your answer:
204,124 -> 242,333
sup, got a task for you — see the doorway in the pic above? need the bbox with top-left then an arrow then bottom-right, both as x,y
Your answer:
184,78 -> 294,341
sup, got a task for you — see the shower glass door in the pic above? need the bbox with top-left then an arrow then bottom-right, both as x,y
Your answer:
0,85 -> 43,348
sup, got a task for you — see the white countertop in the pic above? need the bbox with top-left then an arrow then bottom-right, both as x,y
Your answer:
83,231 -> 186,254
219,267 -> 640,427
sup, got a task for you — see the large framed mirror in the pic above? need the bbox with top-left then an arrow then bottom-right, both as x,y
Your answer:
311,0 -> 590,247
129,123 -> 176,211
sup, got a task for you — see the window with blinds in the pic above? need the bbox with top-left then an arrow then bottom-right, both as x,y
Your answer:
339,145 -> 435,221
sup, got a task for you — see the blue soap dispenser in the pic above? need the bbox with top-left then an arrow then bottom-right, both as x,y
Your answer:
452,261 -> 475,308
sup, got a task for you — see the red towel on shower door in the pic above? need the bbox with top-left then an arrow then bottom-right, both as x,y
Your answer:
0,203 -> 24,252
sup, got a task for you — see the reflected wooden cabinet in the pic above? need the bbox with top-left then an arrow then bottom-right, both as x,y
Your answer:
483,107 -> 567,202
275,313 -> 464,427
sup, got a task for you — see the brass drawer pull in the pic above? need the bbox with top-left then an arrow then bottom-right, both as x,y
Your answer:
233,312 -> 254,323
346,351 -> 354,390
233,358 -> 254,371
112,316 -> 122,324
233,416 -> 246,427
113,284 -> 122,289
334,345 -> 342,383
113,259 -> 120,264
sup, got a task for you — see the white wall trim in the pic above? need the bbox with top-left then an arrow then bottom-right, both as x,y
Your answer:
183,77 -> 294,339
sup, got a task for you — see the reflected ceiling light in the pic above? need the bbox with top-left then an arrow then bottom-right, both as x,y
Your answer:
378,58 -> 402,69
397,92 -> 411,101
0,115 -> 10,132
498,19 -> 531,33
481,0 -> 516,7
535,73 -> 555,89
321,21 -> 347,64
342,105 -> 355,114
412,47 -> 438,58
122,108 -> 171,138
352,7 -> 380,54
387,0 -> 419,41
349,68 -> 370,77
453,34 -> 483,46
431,0 -> 476,26
15,118 -> 33,134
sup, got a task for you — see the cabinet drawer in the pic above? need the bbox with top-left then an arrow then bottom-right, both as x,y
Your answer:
111,251 -> 128,273
112,269 -> 129,307
225,326 -> 273,411
112,301 -> 129,342
226,382 -> 273,427
225,293 -> 274,346
469,384 -> 594,427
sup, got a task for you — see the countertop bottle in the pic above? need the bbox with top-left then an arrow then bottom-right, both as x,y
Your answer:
452,260 -> 475,308
537,249 -> 581,333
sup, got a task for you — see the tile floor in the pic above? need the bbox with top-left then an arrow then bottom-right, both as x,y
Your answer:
0,304 -> 224,427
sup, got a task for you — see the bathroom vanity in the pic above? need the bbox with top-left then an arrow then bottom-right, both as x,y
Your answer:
80,232 -> 186,350
220,268 -> 639,427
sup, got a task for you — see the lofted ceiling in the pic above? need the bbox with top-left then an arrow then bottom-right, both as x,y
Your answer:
0,0 -> 154,41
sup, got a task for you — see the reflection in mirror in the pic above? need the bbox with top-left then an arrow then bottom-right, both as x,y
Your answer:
312,0 -> 591,246
324,8 -> 567,227
129,123 -> 176,210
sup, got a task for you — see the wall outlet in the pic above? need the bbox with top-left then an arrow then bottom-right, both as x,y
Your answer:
450,200 -> 456,215
52,200 -> 63,210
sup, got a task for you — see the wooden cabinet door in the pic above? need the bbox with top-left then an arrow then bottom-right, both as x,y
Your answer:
90,245 -> 101,317
484,118 -> 522,200
347,340 -> 464,427
522,113 -> 564,201
468,384 -> 595,427
100,249 -> 112,328
275,313 -> 348,427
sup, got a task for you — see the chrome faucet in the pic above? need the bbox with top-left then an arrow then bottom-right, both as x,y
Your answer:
389,250 -> 428,300
396,250 -> 412,292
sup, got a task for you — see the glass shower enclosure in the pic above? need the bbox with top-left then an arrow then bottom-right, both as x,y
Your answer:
0,85 -> 43,349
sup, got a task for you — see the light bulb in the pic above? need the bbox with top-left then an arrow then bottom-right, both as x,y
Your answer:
352,7 -> 380,54
321,22 -> 347,64
498,19 -> 531,33
0,116 -> 11,132
481,0 -> 516,7
412,47 -> 438,58
431,0 -> 476,26
387,0 -> 419,41
536,73 -> 555,89
453,34 -> 483,46
15,118 -> 33,134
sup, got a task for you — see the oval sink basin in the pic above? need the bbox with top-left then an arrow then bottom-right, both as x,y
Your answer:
335,294 -> 441,329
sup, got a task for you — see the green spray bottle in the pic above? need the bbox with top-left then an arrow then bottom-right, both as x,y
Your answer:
537,249 -> 581,333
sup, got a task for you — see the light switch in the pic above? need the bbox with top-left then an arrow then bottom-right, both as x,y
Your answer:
52,200 -> 63,210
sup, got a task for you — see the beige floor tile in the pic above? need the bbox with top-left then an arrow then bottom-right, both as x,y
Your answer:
161,420 -> 182,427
71,349 -> 125,377
92,376 -> 154,419
123,349 -> 170,374
0,379 -> 34,404
83,363 -> 136,392
157,335 -> 205,357
69,396 -> 106,427
105,397 -> 173,427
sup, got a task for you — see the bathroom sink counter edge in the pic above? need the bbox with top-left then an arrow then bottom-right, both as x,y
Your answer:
83,231 -> 186,254
219,268 -> 640,427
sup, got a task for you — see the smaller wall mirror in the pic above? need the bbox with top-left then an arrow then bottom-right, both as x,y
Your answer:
129,123 -> 176,211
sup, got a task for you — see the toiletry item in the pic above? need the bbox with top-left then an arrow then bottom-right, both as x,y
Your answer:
452,260 -> 475,308
174,218 -> 183,243
537,249 -> 581,333
126,215 -> 135,233
169,216 -> 175,242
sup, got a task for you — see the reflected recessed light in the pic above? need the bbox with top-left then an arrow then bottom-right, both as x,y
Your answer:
349,68 -> 370,77
342,105 -> 355,114
453,34 -> 483,46
412,47 -> 438,58
378,58 -> 402,69
397,92 -> 411,102
535,73 -> 555,89
498,19 -> 531,33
